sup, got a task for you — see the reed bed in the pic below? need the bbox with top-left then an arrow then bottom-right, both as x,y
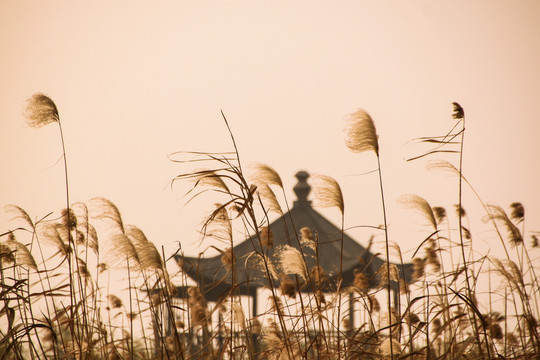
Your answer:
0,95 -> 538,359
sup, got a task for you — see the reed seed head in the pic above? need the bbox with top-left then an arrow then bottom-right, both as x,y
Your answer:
412,257 -> 425,281
310,265 -> 326,285
3,239 -> 37,270
256,183 -> 283,215
24,93 -> 59,128
250,318 -> 262,335
369,294 -> 380,312
532,235 -> 539,248
277,245 -> 308,280
406,313 -> 420,325
487,205 -> 523,247
312,174 -> 344,214
190,304 -> 207,327
221,247 -> 235,269
248,163 -> 283,188
344,108 -> 379,155
260,226 -> 273,248
425,239 -> 441,273
300,227 -> 316,250
398,194 -> 437,229
107,295 -> 123,309
353,270 -> 369,292
452,102 -> 464,119
510,202 -> 525,223
279,275 -> 296,298
432,206 -> 447,225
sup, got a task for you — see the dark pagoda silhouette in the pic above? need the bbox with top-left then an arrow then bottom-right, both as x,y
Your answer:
174,171 -> 413,315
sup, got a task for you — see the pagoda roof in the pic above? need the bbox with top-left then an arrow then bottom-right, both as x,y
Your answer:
174,171 -> 413,301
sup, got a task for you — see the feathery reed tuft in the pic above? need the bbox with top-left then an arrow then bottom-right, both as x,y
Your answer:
276,245 -> 308,280
24,93 -> 59,128
344,108 -> 379,155
398,194 -> 437,229
260,226 -> 274,248
2,238 -> 37,270
510,202 -> 525,223
279,275 -> 296,298
125,225 -> 163,271
412,257 -> 425,281
248,163 -> 284,188
88,197 -> 125,232
256,183 -> 283,215
425,239 -> 441,272
107,295 -> 123,309
452,102 -> 465,119
310,265 -> 326,285
311,174 -> 344,214
221,247 -> 235,269
353,269 -> 369,292
432,206 -> 447,225
486,205 -> 523,247
5,204 -> 34,229
204,204 -> 232,243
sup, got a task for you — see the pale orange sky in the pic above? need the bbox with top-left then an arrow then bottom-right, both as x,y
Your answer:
1,1 -> 539,263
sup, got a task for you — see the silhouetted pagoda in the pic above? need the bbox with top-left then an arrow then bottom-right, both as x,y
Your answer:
174,171 -> 413,315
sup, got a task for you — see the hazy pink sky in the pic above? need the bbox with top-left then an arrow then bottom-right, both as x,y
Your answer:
1,1 -> 539,262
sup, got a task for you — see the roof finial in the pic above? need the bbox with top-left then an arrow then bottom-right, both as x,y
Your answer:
293,171 -> 311,207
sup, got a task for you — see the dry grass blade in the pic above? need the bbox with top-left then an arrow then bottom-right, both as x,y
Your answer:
344,108 -> 379,155
23,93 -> 59,128
311,174 -> 344,214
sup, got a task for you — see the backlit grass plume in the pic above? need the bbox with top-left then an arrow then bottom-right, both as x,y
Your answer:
344,109 -> 379,155
276,245 -> 307,281
311,174 -> 344,214
23,93 -> 59,128
2,237 -> 37,270
248,163 -> 283,189
398,194 -> 437,229
486,205 -> 523,247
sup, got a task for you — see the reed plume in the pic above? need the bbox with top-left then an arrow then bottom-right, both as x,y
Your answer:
88,197 -> 125,232
125,225 -> 162,271
311,174 -> 344,214
5,204 -> 34,229
2,237 -> 37,270
248,163 -> 284,188
23,93 -> 59,128
344,108 -> 379,155
398,194 -> 437,229
276,245 -> 308,280
256,183 -> 283,215
486,205 -> 523,247
260,226 -> 273,248
432,206 -> 447,225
